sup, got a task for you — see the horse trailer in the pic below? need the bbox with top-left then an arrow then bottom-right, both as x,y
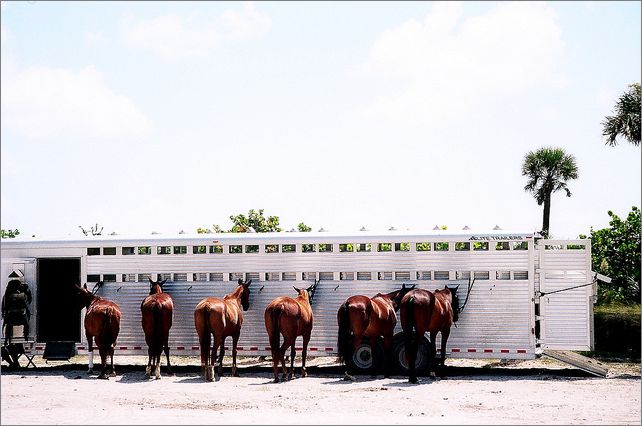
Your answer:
0,230 -> 596,372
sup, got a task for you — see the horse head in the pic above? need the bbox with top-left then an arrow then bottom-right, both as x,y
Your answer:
293,279 -> 319,303
238,278 -> 252,311
148,277 -> 167,295
73,282 -> 98,310
445,284 -> 461,323
389,283 -> 416,310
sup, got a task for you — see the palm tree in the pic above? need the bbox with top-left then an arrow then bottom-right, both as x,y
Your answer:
522,147 -> 579,238
602,83 -> 641,147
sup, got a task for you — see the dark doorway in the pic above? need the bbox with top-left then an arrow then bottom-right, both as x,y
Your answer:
37,258 -> 81,342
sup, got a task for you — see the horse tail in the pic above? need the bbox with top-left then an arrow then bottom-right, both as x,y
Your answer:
153,303 -> 163,354
269,306 -> 282,355
102,308 -> 116,348
337,302 -> 351,363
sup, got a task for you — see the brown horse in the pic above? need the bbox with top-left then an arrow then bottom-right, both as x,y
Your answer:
400,284 -> 460,383
337,283 -> 415,379
141,277 -> 174,379
73,282 -> 122,379
194,279 -> 252,381
264,280 -> 319,383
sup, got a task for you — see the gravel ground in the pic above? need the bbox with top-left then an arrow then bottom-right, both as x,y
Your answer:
1,355 -> 640,425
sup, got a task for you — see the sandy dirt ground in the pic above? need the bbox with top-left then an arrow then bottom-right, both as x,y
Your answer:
1,355 -> 640,425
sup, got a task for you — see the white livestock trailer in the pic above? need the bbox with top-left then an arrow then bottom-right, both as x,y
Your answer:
0,230 -> 596,372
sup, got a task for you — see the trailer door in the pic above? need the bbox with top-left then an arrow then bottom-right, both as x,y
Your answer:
537,240 -> 594,351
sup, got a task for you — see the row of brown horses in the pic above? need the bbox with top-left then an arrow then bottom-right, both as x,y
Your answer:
72,279 -> 460,383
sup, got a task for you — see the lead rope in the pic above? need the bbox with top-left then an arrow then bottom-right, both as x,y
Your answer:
453,277 -> 476,328
458,277 -> 476,313
538,276 -> 597,297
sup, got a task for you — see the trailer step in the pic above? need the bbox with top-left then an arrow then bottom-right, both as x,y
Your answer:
542,350 -> 609,377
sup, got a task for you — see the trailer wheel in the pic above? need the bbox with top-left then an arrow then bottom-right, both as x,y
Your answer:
391,333 -> 431,375
345,339 -> 384,374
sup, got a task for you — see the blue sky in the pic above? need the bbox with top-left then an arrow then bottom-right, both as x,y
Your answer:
1,1 -> 640,238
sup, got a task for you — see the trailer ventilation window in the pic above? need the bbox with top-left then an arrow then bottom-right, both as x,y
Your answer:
377,243 -> 392,252
302,244 -> 316,253
229,272 -> 244,281
265,244 -> 279,253
138,246 -> 151,255
495,241 -> 510,251
122,247 -> 135,255
417,271 -> 432,280
193,245 -> 207,254
378,272 -> 393,280
356,243 -> 371,252
210,273 -> 224,281
138,273 -> 151,282
102,247 -> 116,255
158,246 -> 171,255
174,273 -> 188,282
159,273 -> 171,281
496,271 -> 511,280
265,272 -> 280,281
245,245 -> 259,254
512,241 -> 529,250
473,241 -> 489,251
209,245 -> 223,254
434,271 -> 450,280
103,274 -> 117,282
282,244 -> 296,253
339,244 -> 354,252
193,273 -> 208,282
303,272 -> 317,281
456,271 -> 471,280
282,272 -> 297,281
246,272 -> 260,281
122,273 -> 136,282
340,272 -> 354,281
87,274 -> 100,282
566,244 -> 586,250
319,244 -> 333,253
87,247 -> 101,256
395,271 -> 411,281
229,245 -> 243,254
455,242 -> 470,251
544,244 -> 563,250
395,242 -> 410,251
173,246 -> 187,254
474,271 -> 490,280
357,272 -> 372,280
514,271 -> 529,280
434,242 -> 449,251
319,272 -> 334,281
416,242 -> 431,252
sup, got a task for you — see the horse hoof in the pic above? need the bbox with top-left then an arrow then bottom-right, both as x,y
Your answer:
409,377 -> 419,384
97,374 -> 109,380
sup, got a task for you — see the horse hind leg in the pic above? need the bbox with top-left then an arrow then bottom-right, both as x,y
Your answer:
97,345 -> 109,380
163,342 -> 173,376
154,348 -> 162,380
215,338 -> 225,381
145,347 -> 153,378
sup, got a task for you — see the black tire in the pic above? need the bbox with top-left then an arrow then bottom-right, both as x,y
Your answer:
345,339 -> 384,374
391,333 -> 431,376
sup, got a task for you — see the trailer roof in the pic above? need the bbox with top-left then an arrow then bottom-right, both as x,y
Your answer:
0,229 -> 538,248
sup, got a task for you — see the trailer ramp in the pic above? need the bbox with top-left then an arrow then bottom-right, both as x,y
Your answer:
543,350 -> 609,377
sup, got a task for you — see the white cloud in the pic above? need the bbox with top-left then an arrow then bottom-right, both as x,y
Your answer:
361,2 -> 566,125
1,63 -> 152,140
121,1 -> 271,60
